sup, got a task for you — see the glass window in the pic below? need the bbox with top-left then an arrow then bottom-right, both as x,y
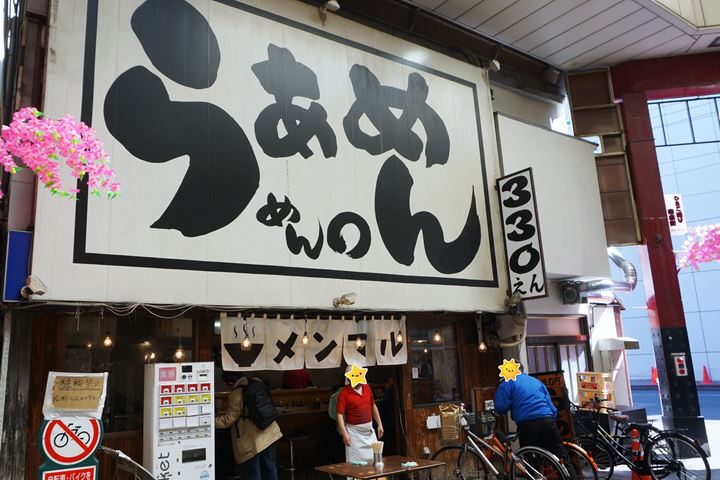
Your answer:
63,314 -> 195,432
409,319 -> 460,405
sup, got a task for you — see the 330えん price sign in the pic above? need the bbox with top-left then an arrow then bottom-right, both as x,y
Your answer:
496,168 -> 547,300
41,418 -> 102,465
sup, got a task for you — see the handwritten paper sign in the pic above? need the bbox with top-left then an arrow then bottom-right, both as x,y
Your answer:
42,372 -> 108,419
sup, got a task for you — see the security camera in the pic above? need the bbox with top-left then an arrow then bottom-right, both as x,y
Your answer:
488,59 -> 501,72
325,0 -> 340,11
20,275 -> 47,298
333,292 -> 356,308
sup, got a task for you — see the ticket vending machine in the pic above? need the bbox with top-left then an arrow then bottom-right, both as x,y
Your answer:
143,362 -> 215,479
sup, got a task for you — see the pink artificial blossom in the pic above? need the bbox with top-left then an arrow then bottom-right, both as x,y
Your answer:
0,107 -> 120,199
677,224 -> 720,271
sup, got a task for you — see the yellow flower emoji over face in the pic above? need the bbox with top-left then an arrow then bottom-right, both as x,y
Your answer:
498,358 -> 522,382
345,364 -> 368,388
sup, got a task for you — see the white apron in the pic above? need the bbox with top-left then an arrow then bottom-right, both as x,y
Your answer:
345,421 -> 377,463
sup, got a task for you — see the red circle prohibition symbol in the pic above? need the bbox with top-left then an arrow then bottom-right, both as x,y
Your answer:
42,418 -> 101,465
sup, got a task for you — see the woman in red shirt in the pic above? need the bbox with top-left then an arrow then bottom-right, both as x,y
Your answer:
336,367 -> 384,463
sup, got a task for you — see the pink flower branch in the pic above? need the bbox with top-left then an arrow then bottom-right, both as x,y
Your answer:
0,107 -> 120,199
677,224 -> 720,271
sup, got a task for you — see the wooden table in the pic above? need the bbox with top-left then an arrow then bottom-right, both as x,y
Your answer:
315,455 -> 446,479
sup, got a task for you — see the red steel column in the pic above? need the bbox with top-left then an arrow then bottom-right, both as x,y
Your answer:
620,92 -> 707,446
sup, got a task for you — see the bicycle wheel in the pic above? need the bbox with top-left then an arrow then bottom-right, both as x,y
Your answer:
430,445 -> 488,480
511,446 -> 570,480
577,436 -> 615,480
645,433 -> 710,480
564,442 -> 599,480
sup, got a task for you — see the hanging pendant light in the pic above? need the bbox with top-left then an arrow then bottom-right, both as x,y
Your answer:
241,314 -> 252,351
396,330 -> 403,343
174,327 -> 185,361
432,330 -> 442,344
302,318 -> 309,345
100,308 -> 112,348
174,346 -> 185,361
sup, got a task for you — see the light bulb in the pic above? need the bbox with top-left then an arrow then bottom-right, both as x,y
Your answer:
397,331 -> 403,343
149,352 -> 156,360
174,346 -> 185,361
423,347 -> 428,353
103,333 -> 113,348
433,330 -> 442,343
478,340 -> 488,353
302,332 -> 309,345
355,336 -> 363,348
86,342 -> 92,349
241,335 -> 251,351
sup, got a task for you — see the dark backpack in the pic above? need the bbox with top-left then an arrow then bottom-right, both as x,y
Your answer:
240,379 -> 278,429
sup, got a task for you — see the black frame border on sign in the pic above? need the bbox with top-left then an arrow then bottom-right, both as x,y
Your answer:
495,167 -> 548,300
73,0 -> 499,288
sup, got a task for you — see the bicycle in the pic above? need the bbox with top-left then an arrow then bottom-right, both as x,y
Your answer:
429,404 -> 571,480
574,396 -> 710,480
477,414 -> 599,480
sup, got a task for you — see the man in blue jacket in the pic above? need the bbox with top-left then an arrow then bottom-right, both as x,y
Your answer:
495,372 -> 576,479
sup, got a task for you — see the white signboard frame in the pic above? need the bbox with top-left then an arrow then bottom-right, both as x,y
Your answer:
34,0 -> 507,310
496,168 -> 548,300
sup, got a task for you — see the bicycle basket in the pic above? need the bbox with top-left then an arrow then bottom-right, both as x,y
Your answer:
439,403 -> 461,445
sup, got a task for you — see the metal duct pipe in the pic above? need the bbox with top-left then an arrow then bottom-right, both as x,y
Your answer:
581,247 -> 637,294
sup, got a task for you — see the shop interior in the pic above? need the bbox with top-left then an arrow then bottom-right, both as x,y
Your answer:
25,308 -> 499,479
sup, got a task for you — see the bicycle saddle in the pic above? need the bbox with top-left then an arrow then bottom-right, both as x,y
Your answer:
497,432 -> 518,444
609,413 -> 629,422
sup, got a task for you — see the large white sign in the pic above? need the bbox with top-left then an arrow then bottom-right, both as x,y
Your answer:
496,168 -> 547,300
33,0 -> 506,310
664,194 -> 688,236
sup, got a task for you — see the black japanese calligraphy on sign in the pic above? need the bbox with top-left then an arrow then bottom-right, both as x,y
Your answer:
286,223 -> 324,260
253,44 -> 337,159
256,194 -> 371,261
496,168 -> 547,300
305,318 -> 344,368
104,0 -> 259,238
344,65 -> 450,168
375,155 -> 481,274
312,332 -> 338,363
274,332 -> 299,364
256,193 -> 300,227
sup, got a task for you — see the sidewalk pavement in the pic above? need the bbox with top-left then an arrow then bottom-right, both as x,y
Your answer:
610,418 -> 720,479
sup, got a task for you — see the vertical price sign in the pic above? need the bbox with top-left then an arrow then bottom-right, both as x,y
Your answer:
496,168 -> 548,300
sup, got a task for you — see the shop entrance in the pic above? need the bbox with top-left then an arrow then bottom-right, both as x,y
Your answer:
525,316 -> 592,402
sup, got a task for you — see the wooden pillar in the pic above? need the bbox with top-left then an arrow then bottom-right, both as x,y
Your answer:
25,314 -> 65,480
193,315 -> 215,362
0,311 -> 33,478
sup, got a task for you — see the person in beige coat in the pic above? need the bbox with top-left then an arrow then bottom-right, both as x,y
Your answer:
215,372 -> 282,480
